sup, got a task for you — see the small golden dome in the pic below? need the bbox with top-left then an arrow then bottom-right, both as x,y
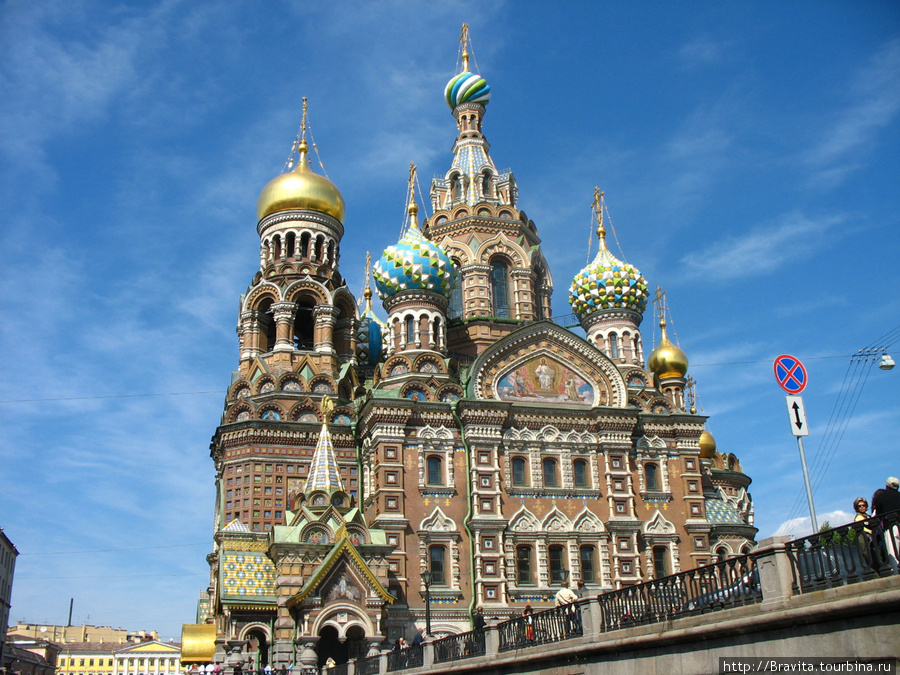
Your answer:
256,142 -> 345,222
647,319 -> 688,379
698,430 -> 717,459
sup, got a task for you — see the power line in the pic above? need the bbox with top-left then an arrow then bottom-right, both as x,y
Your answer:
0,391 -> 224,404
19,543 -> 208,556
0,353 -> 866,404
16,573 -> 206,581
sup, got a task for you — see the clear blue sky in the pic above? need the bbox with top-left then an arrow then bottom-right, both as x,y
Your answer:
2,0 -> 898,642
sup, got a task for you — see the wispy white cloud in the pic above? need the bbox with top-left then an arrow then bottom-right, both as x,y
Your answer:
680,211 -> 843,282
803,38 -> 900,188
677,37 -> 731,69
771,509 -> 852,539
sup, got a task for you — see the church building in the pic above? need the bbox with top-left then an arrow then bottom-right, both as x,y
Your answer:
198,28 -> 756,670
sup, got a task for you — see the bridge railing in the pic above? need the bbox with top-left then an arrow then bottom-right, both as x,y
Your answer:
785,510 -> 900,593
598,554 -> 761,632
386,644 -> 424,672
355,654 -> 381,675
498,601 -> 584,652
432,629 -> 486,662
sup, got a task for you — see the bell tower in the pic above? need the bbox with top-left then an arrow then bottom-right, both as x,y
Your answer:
423,25 -> 553,357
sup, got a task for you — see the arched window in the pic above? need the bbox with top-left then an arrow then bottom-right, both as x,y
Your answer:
432,317 -> 441,348
429,545 -> 447,586
573,459 -> 589,488
512,457 -> 528,487
716,546 -> 729,561
516,545 -> 533,585
405,316 -> 415,344
257,299 -> 276,352
542,457 -> 558,487
491,260 -> 510,319
609,333 -> 619,360
534,267 -> 545,320
293,301 -> 315,350
481,171 -> 491,198
449,275 -> 463,318
300,232 -> 310,259
580,545 -> 596,584
645,464 -> 659,491
549,545 -> 566,584
450,174 -> 461,201
426,456 -> 443,486
653,546 -> 669,579
286,232 -> 296,258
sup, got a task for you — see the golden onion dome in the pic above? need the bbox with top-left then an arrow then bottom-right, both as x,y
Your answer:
647,318 -> 688,379
698,430 -> 717,459
256,141 -> 345,222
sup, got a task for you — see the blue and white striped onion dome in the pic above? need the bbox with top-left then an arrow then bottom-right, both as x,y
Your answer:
445,71 -> 491,109
373,226 -> 457,300
569,247 -> 648,318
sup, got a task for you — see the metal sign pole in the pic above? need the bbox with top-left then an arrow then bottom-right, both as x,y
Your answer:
796,435 -> 818,532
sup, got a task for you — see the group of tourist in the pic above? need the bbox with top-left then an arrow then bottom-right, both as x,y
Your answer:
850,476 -> 900,570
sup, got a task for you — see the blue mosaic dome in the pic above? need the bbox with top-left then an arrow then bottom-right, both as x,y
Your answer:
569,246 -> 648,318
445,71 -> 491,109
373,225 -> 457,299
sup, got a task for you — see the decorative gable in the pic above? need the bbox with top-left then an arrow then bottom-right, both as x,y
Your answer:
470,322 -> 627,407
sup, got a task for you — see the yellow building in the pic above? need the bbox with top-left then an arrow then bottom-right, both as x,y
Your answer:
56,641 -> 180,675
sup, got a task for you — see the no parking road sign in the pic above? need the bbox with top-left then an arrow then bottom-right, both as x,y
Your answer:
774,354 -> 808,394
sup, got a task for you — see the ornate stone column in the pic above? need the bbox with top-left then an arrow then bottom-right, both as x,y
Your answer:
271,302 -> 297,352
313,305 -> 337,354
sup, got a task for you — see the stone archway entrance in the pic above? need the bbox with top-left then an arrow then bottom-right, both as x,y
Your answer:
316,626 -> 344,667
245,628 -> 269,669
346,625 -> 367,662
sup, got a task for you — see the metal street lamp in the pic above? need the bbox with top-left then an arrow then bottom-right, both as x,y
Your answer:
421,570 -> 432,637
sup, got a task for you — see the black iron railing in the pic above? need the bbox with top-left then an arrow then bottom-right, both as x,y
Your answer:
325,664 -> 348,675
432,629 -> 487,662
355,655 -> 381,675
498,602 -> 584,652
785,511 -> 900,593
597,555 -> 760,632
386,644 -> 424,672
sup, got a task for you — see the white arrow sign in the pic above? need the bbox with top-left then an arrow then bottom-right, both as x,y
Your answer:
785,395 -> 809,437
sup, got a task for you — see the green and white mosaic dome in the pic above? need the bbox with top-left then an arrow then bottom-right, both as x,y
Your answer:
569,247 -> 648,318
373,226 -> 457,299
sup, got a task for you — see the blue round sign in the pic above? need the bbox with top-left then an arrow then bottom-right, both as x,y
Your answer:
774,354 -> 807,393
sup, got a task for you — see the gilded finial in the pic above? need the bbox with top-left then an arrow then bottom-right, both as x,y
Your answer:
297,97 -> 309,163
363,252 -> 373,308
319,393 -> 335,417
686,376 -> 697,414
460,23 -> 470,72
592,187 -> 607,246
407,162 -> 419,228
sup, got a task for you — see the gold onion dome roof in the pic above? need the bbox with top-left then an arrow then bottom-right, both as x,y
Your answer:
256,140 -> 345,222
698,430 -> 717,459
647,319 -> 689,379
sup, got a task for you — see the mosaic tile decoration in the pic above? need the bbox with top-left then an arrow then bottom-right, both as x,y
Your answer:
569,245 -> 648,318
373,226 -> 456,299
304,421 -> 344,493
704,499 -> 744,524
221,552 -> 276,598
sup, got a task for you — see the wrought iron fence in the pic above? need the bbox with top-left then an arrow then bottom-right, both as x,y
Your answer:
597,555 -> 761,632
324,664 -> 348,675
355,655 -> 381,675
386,644 -> 424,672
785,511 -> 900,593
432,629 -> 487,663
498,602 -> 584,652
